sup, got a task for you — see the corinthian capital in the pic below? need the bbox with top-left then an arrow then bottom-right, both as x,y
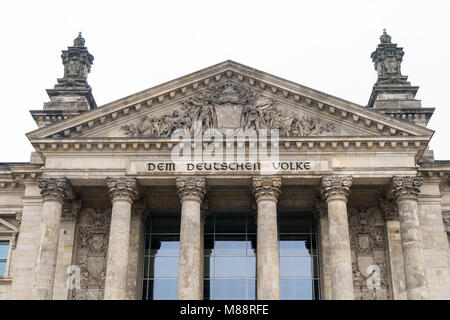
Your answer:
379,198 -> 399,220
106,177 -> 138,203
252,176 -> 282,202
176,177 -> 206,202
37,177 -> 74,203
320,176 -> 352,202
391,176 -> 422,201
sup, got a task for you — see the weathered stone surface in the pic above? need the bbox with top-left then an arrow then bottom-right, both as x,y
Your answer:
320,176 -> 354,300
391,176 -> 430,300
176,177 -> 206,300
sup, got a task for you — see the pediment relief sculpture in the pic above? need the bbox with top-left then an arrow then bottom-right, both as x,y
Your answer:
121,82 -> 335,138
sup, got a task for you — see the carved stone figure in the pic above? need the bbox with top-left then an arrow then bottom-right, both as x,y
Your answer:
120,82 -> 336,138
348,207 -> 389,300
72,207 -> 111,300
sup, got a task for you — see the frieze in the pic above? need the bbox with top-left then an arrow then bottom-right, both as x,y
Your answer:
121,82 -> 335,137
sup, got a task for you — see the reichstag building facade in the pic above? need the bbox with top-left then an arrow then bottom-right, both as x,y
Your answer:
0,31 -> 449,300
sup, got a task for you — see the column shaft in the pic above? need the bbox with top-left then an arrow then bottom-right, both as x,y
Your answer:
391,176 -> 429,300
31,177 -> 73,300
252,177 -> 281,300
104,177 -> 137,300
176,177 -> 206,300
320,176 -> 354,300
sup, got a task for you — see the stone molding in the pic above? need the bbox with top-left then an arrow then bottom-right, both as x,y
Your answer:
176,177 -> 207,203
320,176 -> 353,202
105,177 -> 138,203
391,176 -> 422,201
379,198 -> 399,220
37,177 -> 74,203
252,176 -> 282,203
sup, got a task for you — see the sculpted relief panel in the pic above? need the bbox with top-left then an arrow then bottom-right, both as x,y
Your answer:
120,82 -> 337,138
348,207 -> 390,300
71,207 -> 111,300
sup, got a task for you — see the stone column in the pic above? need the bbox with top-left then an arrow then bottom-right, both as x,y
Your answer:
320,176 -> 354,300
104,177 -> 138,300
252,176 -> 281,300
391,176 -> 429,300
379,199 -> 407,300
176,177 -> 207,300
314,199 -> 332,300
31,177 -> 74,300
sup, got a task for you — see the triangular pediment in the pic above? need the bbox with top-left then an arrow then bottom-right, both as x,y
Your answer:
0,218 -> 18,234
27,60 -> 433,142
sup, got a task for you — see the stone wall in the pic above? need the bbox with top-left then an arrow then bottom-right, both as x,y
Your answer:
418,180 -> 450,299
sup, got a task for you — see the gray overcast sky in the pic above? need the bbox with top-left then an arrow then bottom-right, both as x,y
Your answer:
1,0 -> 449,161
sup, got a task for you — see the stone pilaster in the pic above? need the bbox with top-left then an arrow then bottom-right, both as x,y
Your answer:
320,176 -> 354,300
252,176 -> 281,300
31,177 -> 74,300
313,199 -> 332,300
104,177 -> 138,300
391,176 -> 429,300
176,177 -> 207,300
379,198 -> 407,300
53,200 -> 82,299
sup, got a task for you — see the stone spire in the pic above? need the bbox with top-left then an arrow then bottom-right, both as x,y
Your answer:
31,33 -> 97,128
367,30 -> 421,110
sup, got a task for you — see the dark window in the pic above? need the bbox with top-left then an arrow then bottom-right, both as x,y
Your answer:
142,214 -> 180,300
278,212 -> 320,300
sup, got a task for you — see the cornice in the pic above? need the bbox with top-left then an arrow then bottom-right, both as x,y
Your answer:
26,61 -> 434,141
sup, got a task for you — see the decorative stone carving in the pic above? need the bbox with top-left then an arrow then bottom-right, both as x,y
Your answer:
105,177 -> 138,203
252,176 -> 282,202
120,82 -> 336,137
320,176 -> 353,202
348,207 -> 389,300
379,198 -> 399,220
176,177 -> 207,202
62,199 -> 83,220
442,212 -> 450,234
15,212 -> 22,225
371,29 -> 409,85
391,176 -> 422,201
37,177 -> 74,203
57,33 -> 94,88
72,207 -> 111,300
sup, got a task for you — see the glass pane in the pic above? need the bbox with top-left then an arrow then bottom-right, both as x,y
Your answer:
153,256 -> 179,278
214,215 -> 246,233
247,234 -> 256,256
214,234 -> 246,256
0,242 -> 9,259
204,255 -> 213,278
280,279 -> 313,300
279,235 -> 311,256
247,257 -> 256,278
152,235 -> 179,256
215,257 -> 247,278
211,279 -> 248,300
246,215 -> 257,234
143,256 -> 151,279
151,215 -> 180,234
247,279 -> 256,300
150,279 -> 178,300
280,256 -> 312,278
0,261 -> 6,277
278,214 -> 311,233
